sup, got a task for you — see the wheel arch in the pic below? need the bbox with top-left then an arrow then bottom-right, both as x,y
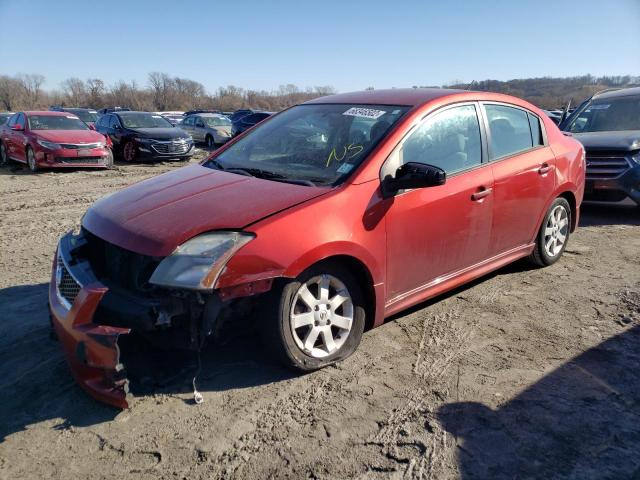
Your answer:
304,254 -> 377,332
557,190 -> 578,232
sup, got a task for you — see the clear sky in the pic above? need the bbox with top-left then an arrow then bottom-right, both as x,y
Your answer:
1,0 -> 638,93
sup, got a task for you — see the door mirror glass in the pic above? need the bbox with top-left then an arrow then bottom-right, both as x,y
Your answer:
383,162 -> 446,195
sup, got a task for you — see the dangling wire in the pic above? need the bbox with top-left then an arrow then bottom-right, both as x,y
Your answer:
192,348 -> 203,405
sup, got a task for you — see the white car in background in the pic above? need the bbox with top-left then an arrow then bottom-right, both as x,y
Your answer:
156,111 -> 185,126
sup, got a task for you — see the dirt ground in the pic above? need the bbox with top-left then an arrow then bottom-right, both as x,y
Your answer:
1,151 -> 639,479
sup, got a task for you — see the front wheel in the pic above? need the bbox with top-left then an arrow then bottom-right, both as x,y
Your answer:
26,147 -> 39,173
122,141 -> 137,162
528,197 -> 571,267
264,262 -> 366,371
206,135 -> 216,149
104,149 -> 114,169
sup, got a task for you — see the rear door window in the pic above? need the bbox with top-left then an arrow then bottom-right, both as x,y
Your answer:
485,105 -> 534,160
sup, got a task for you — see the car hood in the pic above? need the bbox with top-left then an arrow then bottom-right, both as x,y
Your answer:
126,127 -> 190,140
35,130 -> 106,144
82,164 -> 330,257
571,130 -> 640,152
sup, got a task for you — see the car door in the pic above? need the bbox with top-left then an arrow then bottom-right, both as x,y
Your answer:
384,103 -> 494,300
108,114 -> 125,149
181,116 -> 195,138
194,117 -> 206,142
481,103 -> 556,255
1,113 -> 18,159
11,113 -> 27,162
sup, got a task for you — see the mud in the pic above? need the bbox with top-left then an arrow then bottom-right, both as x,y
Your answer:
1,151 -> 639,479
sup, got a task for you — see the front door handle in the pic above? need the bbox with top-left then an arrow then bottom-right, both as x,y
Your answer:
471,187 -> 493,201
538,163 -> 552,175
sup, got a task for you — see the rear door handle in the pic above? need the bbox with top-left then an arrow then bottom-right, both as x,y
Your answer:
538,163 -> 552,175
471,187 -> 492,201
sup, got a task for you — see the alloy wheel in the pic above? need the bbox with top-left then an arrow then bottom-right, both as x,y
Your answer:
289,274 -> 354,358
123,142 -> 136,162
543,205 -> 569,257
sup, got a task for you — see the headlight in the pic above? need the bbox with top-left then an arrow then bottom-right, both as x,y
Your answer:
149,231 -> 254,290
134,137 -> 153,143
37,139 -> 61,150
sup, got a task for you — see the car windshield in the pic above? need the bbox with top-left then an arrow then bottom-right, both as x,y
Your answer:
205,104 -> 409,186
119,113 -> 173,129
203,116 -> 231,127
565,95 -> 640,133
69,110 -> 98,123
28,115 -> 88,130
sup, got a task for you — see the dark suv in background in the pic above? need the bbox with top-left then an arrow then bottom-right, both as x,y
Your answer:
95,111 -> 193,162
561,87 -> 640,205
50,107 -> 99,128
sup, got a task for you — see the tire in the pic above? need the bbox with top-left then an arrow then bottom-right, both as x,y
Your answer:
26,147 -> 39,173
528,197 -> 571,267
206,135 -> 216,149
104,149 -> 114,169
0,141 -> 8,166
263,261 -> 366,371
122,141 -> 137,162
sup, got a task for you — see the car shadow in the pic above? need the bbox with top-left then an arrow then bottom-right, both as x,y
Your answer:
580,202 -> 639,226
437,324 -> 640,479
0,282 -> 294,441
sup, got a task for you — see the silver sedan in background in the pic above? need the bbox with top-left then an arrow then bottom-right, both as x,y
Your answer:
181,113 -> 232,148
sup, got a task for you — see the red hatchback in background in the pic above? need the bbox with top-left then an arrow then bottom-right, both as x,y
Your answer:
0,111 -> 113,171
49,89 -> 585,407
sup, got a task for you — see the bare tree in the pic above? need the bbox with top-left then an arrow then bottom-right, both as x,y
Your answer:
16,74 -> 45,107
60,77 -> 87,106
148,72 -> 175,110
0,75 -> 22,110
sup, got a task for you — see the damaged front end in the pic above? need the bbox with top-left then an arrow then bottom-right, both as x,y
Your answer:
49,229 -> 270,408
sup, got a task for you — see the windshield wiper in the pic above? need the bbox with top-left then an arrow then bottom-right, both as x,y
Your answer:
209,162 -> 317,186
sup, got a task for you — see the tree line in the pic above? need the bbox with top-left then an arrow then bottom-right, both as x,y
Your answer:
0,72 -> 638,113
0,72 -> 336,112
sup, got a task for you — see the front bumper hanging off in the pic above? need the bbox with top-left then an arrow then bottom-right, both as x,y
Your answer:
49,233 -> 132,408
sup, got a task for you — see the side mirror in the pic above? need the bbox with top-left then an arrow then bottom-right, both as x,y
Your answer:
383,162 -> 446,196
11,124 -> 24,131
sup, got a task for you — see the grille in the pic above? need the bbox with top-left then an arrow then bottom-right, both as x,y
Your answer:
585,153 -> 631,179
57,255 -> 81,306
55,156 -> 105,164
83,230 -> 161,292
59,143 -> 102,149
151,140 -> 191,155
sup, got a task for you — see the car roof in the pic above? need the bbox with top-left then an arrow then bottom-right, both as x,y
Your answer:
304,88 -> 468,107
593,86 -> 640,100
193,113 -> 228,117
24,111 -> 77,117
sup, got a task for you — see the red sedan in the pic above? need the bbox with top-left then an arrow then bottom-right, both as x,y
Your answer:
0,111 -> 113,171
49,89 -> 585,407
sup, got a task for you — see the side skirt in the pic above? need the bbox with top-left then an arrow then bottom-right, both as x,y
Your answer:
384,244 -> 535,318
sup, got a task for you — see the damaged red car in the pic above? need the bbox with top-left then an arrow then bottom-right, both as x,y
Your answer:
49,89 -> 585,407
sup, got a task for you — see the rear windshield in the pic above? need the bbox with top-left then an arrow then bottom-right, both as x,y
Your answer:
28,115 -> 88,130
119,113 -> 173,129
204,116 -> 232,127
565,95 -> 640,133
206,103 -> 409,186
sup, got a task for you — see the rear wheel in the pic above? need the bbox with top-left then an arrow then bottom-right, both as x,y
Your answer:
528,197 -> 571,267
122,141 -> 137,162
264,262 -> 366,371
26,147 -> 38,173
0,142 -> 8,166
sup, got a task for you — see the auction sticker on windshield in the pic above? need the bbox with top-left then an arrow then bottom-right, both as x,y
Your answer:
342,107 -> 386,119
